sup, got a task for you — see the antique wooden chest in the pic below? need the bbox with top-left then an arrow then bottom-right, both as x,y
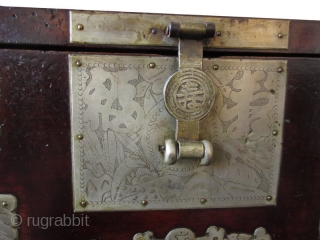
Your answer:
0,6 -> 319,240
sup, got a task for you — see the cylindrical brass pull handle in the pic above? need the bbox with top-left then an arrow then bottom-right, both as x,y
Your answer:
164,139 -> 213,166
165,22 -> 215,39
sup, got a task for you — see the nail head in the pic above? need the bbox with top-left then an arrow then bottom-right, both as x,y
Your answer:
148,62 -> 156,68
77,24 -> 84,30
200,198 -> 207,204
141,200 -> 148,206
80,201 -> 88,207
77,134 -> 84,140
158,145 -> 165,153
75,60 -> 82,67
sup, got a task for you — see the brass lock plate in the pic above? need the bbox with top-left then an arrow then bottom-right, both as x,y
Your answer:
70,55 -> 286,211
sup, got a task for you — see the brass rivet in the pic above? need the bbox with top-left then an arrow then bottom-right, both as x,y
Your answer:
77,134 -> 84,140
80,201 -> 88,207
266,195 -> 273,201
150,28 -> 157,34
148,62 -> 156,68
200,198 -> 207,204
213,65 -> 219,70
141,200 -> 148,206
77,24 -> 84,30
158,145 -> 165,153
75,60 -> 82,67
2,201 -> 7,207
277,67 -> 283,73
270,89 -> 275,95
278,33 -> 283,38
272,130 -> 278,136
216,31 -> 221,36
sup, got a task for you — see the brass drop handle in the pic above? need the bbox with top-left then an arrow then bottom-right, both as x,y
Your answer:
162,22 -> 216,166
164,139 -> 213,166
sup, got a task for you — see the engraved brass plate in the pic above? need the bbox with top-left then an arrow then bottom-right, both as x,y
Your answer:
70,11 -> 289,49
70,55 -> 286,211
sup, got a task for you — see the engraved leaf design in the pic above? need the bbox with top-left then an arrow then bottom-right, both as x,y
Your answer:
115,136 -> 125,165
128,74 -> 149,97
111,156 -> 148,201
83,122 -> 106,176
89,88 -> 95,95
114,132 -> 140,153
102,130 -> 117,175
215,70 -> 274,140
84,169 -> 112,202
103,78 -> 112,90
111,98 -> 123,111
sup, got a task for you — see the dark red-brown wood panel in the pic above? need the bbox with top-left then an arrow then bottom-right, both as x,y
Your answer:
0,7 -> 69,46
0,49 -> 319,239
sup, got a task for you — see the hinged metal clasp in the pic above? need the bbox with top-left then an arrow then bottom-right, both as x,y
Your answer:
162,22 -> 216,166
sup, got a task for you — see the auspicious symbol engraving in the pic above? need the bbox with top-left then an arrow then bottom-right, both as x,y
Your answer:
164,69 -> 215,121
176,80 -> 205,112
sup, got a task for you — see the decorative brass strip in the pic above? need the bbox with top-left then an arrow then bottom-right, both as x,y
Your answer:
133,226 -> 271,240
0,194 -> 18,240
70,11 -> 289,49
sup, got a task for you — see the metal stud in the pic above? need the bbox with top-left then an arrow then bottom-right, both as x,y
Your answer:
277,67 -> 283,73
200,198 -> 207,204
148,62 -> 156,68
2,201 -> 7,207
266,195 -> 273,201
75,60 -> 82,67
150,28 -> 157,34
272,130 -> 278,136
158,145 -> 165,153
141,200 -> 148,206
77,24 -> 84,30
77,134 -> 84,140
213,65 -> 219,70
278,33 -> 283,38
80,200 -> 88,207
216,31 -> 221,36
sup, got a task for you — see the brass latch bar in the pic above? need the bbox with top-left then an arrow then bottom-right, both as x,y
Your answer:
162,22 -> 216,166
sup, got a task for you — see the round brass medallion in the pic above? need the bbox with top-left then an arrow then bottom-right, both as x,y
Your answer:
164,68 -> 215,121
